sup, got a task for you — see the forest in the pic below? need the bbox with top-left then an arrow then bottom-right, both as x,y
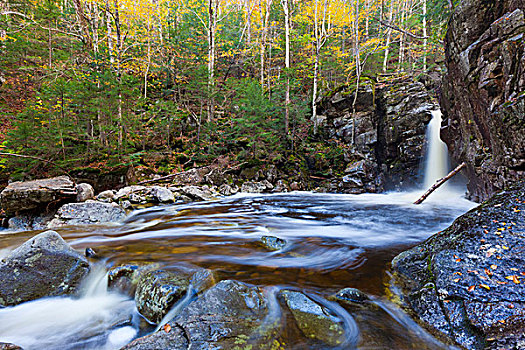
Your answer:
0,0 -> 455,181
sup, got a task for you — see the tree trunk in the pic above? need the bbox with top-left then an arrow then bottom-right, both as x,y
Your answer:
281,0 -> 290,135
422,0 -> 427,71
207,0 -> 217,123
414,163 -> 466,204
382,0 -> 394,73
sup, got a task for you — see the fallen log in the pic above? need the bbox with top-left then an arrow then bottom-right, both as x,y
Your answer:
414,162 -> 466,204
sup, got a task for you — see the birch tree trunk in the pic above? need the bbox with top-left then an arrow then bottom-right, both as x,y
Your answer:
422,0 -> 427,71
382,0 -> 394,73
281,0 -> 290,135
207,0 -> 217,123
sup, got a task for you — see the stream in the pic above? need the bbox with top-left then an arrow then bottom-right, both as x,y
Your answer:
0,188 -> 476,349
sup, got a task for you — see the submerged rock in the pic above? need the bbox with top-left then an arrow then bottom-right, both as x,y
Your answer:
0,231 -> 90,306
392,183 -> 525,349
46,201 -> 125,228
331,287 -> 369,304
280,290 -> 346,347
0,176 -> 77,214
123,280 -> 278,349
260,236 -> 287,251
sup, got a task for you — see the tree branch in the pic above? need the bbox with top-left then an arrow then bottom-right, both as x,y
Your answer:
375,17 -> 428,40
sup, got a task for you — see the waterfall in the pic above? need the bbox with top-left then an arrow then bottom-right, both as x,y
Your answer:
423,110 -> 450,189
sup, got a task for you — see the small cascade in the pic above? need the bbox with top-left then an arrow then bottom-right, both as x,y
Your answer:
0,264 -> 138,350
423,110 -> 450,189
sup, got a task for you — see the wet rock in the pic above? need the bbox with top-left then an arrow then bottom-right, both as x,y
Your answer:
440,0 -> 525,202
0,176 -> 77,215
75,183 -> 94,202
331,287 -> 369,304
392,183 -> 525,348
46,201 -> 125,228
7,212 -> 55,231
135,270 -> 190,324
108,264 -> 159,296
260,236 -> 287,251
0,230 -> 90,306
84,247 -> 97,258
96,190 -> 116,203
123,280 -> 278,349
280,290 -> 346,347
0,343 -> 23,350
114,186 -> 174,204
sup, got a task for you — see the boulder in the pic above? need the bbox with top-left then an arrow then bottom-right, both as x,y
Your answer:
46,201 -> 126,228
392,183 -> 525,349
0,176 -> 76,214
135,270 -> 190,324
440,0 -> 525,201
7,212 -> 54,231
241,180 -> 274,193
331,287 -> 369,304
180,186 -> 215,201
123,280 -> 279,349
279,290 -> 346,347
0,231 -> 90,306
75,183 -> 94,202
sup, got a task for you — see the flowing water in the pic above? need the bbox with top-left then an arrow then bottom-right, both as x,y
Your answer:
0,190 -> 476,349
423,110 -> 450,190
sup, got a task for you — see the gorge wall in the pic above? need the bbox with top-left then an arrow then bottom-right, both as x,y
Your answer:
316,78 -> 438,193
440,0 -> 525,202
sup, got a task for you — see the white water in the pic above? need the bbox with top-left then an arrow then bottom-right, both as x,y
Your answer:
0,265 -> 138,350
423,110 -> 450,190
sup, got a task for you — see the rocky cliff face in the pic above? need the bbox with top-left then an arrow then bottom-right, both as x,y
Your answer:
317,78 -> 437,193
440,0 -> 525,202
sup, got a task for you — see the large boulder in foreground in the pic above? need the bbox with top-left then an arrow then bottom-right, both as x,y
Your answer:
0,231 -> 90,306
0,176 -> 77,214
440,0 -> 525,202
46,201 -> 126,228
392,183 -> 525,349
123,280 -> 279,349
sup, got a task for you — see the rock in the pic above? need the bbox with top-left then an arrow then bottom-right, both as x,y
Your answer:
260,236 -> 287,251
391,183 -> 525,349
0,176 -> 77,214
280,290 -> 346,347
96,190 -> 116,203
317,78 -> 437,193
84,247 -> 97,258
123,280 -> 279,349
7,212 -> 55,231
331,287 -> 369,304
134,265 -> 216,324
440,0 -> 525,202
272,180 -> 288,193
290,182 -> 301,191
0,230 -> 90,306
218,184 -> 239,196
241,180 -> 273,193
108,264 -> 159,297
150,186 -> 174,203
135,270 -> 190,324
0,343 -> 23,350
180,186 -> 214,201
75,183 -> 94,202
46,201 -> 126,228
